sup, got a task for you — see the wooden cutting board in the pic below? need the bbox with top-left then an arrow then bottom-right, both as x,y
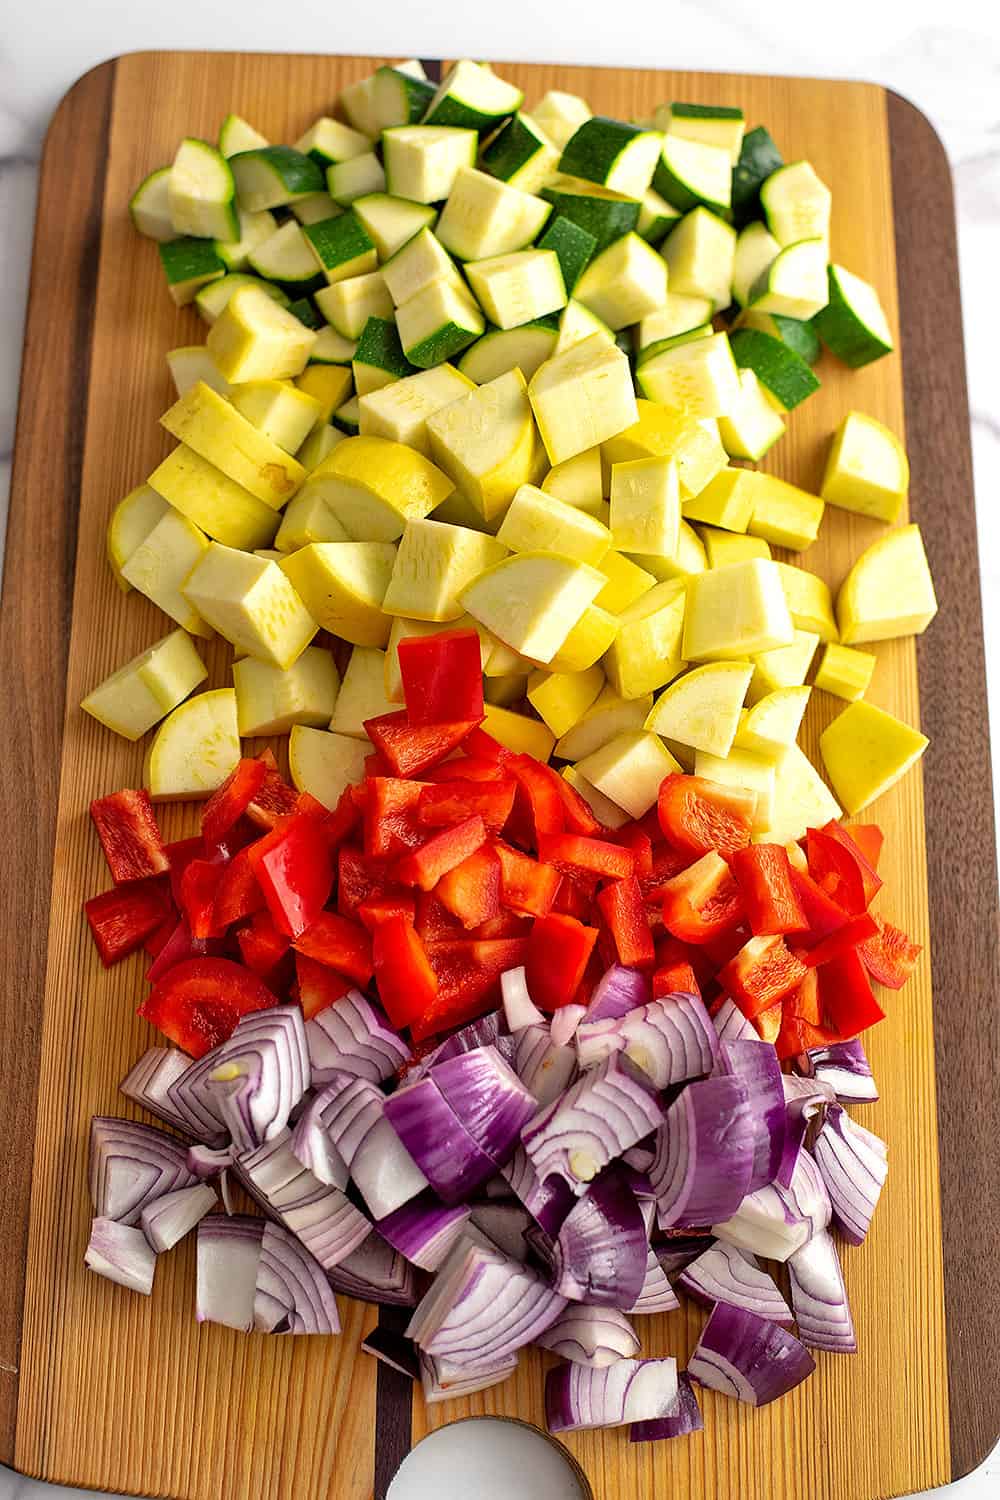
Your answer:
1,50 -> 998,1500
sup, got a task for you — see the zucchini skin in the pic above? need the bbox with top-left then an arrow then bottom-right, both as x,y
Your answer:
731,126 -> 783,228
730,327 -> 820,410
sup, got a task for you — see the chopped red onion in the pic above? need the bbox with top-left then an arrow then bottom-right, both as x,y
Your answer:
180,1005 -> 310,1153
650,1076 -> 754,1229
550,1003 -> 586,1048
378,1194 -> 472,1271
622,1141 -> 656,1173
551,1170 -> 648,1307
712,995 -> 758,1043
383,1076 -> 498,1203
788,1229 -> 857,1352
469,1201 -> 532,1260
502,967 -> 545,1031
288,1085 -> 349,1190
89,1116 -> 198,1227
326,1230 -> 417,1305
431,1045 -> 537,1167
801,1038 -> 879,1103
120,1047 -> 200,1136
812,1103 -> 887,1245
293,1071 -> 427,1218
576,993 -> 718,1090
186,1143 -> 236,1214
306,990 -> 410,1085
779,1074 -> 836,1187
420,1350 -> 518,1403
521,1053 -> 665,1196
713,1148 -> 830,1261
362,1327 -> 420,1380
237,1130 -> 371,1269
629,1249 -> 680,1314
501,1146 -> 574,1236
512,1024 -> 578,1106
678,1242 -> 792,1324
546,1355 -> 679,1433
582,965 -> 651,1023
654,1233 -> 714,1277
630,1372 -> 704,1442
429,1011 -> 506,1067
407,1238 -> 566,1368
536,1304 -> 640,1366
196,1214 -> 264,1329
85,1216 -> 156,1295
717,1039 -> 786,1192
688,1302 -> 815,1406
253,1221 -> 341,1334
140,1182 -> 217,1252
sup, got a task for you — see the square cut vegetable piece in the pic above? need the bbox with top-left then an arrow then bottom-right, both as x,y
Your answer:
682,467 -> 756,533
207,285 -> 316,382
637,332 -> 741,419
813,642 -> 876,702
734,685 -> 811,759
819,701 -> 927,816
610,456 -> 681,559
694,746 -> 774,834
81,630 -> 208,741
480,703 -> 555,761
119,509 -> 213,637
381,228 -> 464,307
229,379 -> 323,454
595,551 -> 656,614
275,490 -> 351,551
554,684 -> 652,761
396,280 -> 485,368
775,561 -> 838,642
460,552 -> 606,665
561,765 -> 629,829
288,725 -> 369,808
160,380 -> 305,508
384,614 -> 488,701
147,444 -> 281,552
315,271 -> 393,339
182,543 -> 318,669
233,646 -> 340,736
529,334 -> 637,465
763,743 -> 841,845
527,664 -> 605,738
295,434 -> 454,543
497,484 -> 612,566
279,541 -> 397,646
575,730 -> 682,819
382,519 -> 508,622
546,604 -> 620,673
662,207 -> 736,311
436,167 -> 551,262
644,660 -> 754,757
575,233 -> 669,331
745,473 -> 825,552
683,558 -> 794,662
541,446 -> 605,513
749,629 -> 819,702
602,398 -> 726,501
382,126 -> 479,204
465,249 -> 567,331
426,369 -> 539,523
143,689 -> 242,802
329,646 -> 396,737
603,579 -> 687,700
303,213 -> 378,285
701,528 -> 771,568
358,364 -> 475,455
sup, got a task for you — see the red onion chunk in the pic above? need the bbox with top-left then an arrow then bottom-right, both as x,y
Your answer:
294,1071 -> 427,1218
551,1169 -> 648,1307
788,1229 -> 856,1352
546,1356 -> 679,1433
501,1147 -> 574,1236
253,1221 -> 341,1334
196,1214 -> 264,1329
536,1304 -> 640,1366
630,1372 -> 704,1442
582,965 -> 651,1023
717,1039 -> 786,1192
513,1025 -> 578,1107
678,1242 -> 792,1325
801,1039 -> 879,1104
713,1148 -> 831,1262
89,1116 -> 199,1227
689,1302 -> 815,1406
362,1327 -> 420,1380
306,990 -> 410,1085
522,1053 -> 665,1197
629,1248 -> 680,1314
469,1201 -> 533,1260
650,1076 -> 754,1230
428,1011 -> 506,1067
712,995 -> 757,1044
550,1004 -> 586,1048
655,1233 -> 714,1276
420,1350 -> 518,1403
431,1045 -> 537,1167
501,967 -> 545,1031
120,1047 -> 201,1136
812,1103 -> 887,1245
140,1182 -> 217,1252
85,1216 -> 156,1295
778,1075 -> 836,1188
327,1230 -> 417,1306
190,1005 -> 309,1153
407,1238 -> 566,1368
384,1076 -> 498,1204
378,1194 -> 472,1272
576,993 -> 718,1090
237,1130 -> 371,1269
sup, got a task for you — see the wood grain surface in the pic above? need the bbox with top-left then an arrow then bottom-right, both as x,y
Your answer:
0,48 -> 994,1500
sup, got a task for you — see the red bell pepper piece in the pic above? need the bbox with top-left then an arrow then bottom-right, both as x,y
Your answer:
806,823 -> 882,914
537,831 -> 635,882
337,845 -> 390,917
294,952 -> 353,1020
729,844 -> 809,937
858,914 -> 922,989
493,842 -> 561,917
201,757 -> 268,847
701,923 -> 751,970
85,879 -> 171,966
90,789 -> 169,884
420,756 -> 506,785
245,749 -> 298,830
144,914 -> 177,958
641,844 -> 694,904
657,774 -> 755,858
415,890 -> 466,943
461,728 -> 511,762
775,1009 -> 839,1062
398,629 -> 485,726
657,934 -> 716,990
212,846 -> 266,931
365,777 -> 426,858
550,771 -> 603,836
363,751 -> 393,780
653,955 -> 701,999
140,956 -> 278,1058
471,911 -> 532,941
179,857 -> 226,940
799,911 -> 879,968
847,823 -> 884,872
323,786 -> 363,848
293,910 -> 374,985
612,826 -> 654,879
818,949 -> 886,1037
364,711 -> 480,777
237,908 -> 291,977
526,912 -> 599,1011
414,937 -> 529,1042
374,913 -> 439,1029
787,968 -> 822,1024
753,999 -> 784,1045
248,811 -> 334,939
720,935 -> 810,1019
417,778 -> 516,834
788,867 -> 853,942
435,845 -> 503,930
509,755 -> 566,841
146,919 -> 217,984
356,892 -> 417,931
552,872 -> 597,920
393,815 -> 488,891
597,877 -> 656,969
165,836 -> 210,907
660,853 -> 743,944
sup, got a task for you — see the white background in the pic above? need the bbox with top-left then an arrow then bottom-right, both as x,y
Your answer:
1,2 -> 998,1497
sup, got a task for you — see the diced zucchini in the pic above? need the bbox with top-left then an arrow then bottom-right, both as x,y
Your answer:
279,541 -> 397,645
760,161 -> 831,249
749,629 -> 819,701
529,335 -> 637,466
317,270 -> 391,341
776,561 -> 838,639
559,117 -> 662,199
554,299 -> 615,355
562,766 -> 629,829
207,284 -> 316,382
731,126 -> 783,228
637,187 -> 680,244
729,327 -> 820,411
230,380 -> 323,454
303,211 -> 378,286
294,118 -> 371,168
531,91 -> 592,151
182,543 -> 317,668
166,345 -> 230,398
732,221 -> 780,307
425,369 -> 537,521
546,605 -> 620,673
700,528 -> 771,568
681,467 -> 755,532
716,369 -> 786,461
661,101 -> 745,164
352,316 -> 416,394
148,444 -> 280,550
194,273 -> 289,325
234,646 -> 339,737
481,113 -> 561,194
460,551 -> 605,664
310,327 -> 358,364
219,114 -> 269,157
297,433 -> 453,543
636,293 -> 713,348
274,488 -> 350,550
636,324 -> 713,365
328,153 -> 386,206
661,207 -> 736,311
437,167 -> 550,261
157,237 -> 225,306
119,510 -> 212,637
216,207 -> 279,271
106,484 -> 169,591
820,410 -> 908,522
637,331 -> 741,419
297,424 -> 345,471
424,59 -> 524,132
129,167 -> 177,241
527,664 -> 605,738
382,227 -> 464,307
594,550 -> 655,611
353,193 -> 437,260
465,249 -> 566,330
535,216 -> 597,295
682,558 -> 793,662
291,193 -> 342,226
653,135 -> 731,217
540,178 -> 641,252
82,629 -> 208,740
249,220 -> 325,291
575,232 -> 668,330
383,125 -> 479,203
371,64 -> 437,130
734,308 -> 821,365
603,399 -> 726,502
458,321 -> 559,384
339,73 -> 380,138
812,265 -> 894,368
577,729 -> 682,818
357,364 -> 476,454
230,146 -> 325,211
168,138 -> 239,240
396,279 -> 485,367
749,237 -> 829,320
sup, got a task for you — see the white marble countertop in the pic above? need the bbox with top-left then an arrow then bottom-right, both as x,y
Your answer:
1,3 -> 997,1498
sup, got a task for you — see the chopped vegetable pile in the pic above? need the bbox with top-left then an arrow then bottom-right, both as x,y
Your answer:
80,55 -> 932,1445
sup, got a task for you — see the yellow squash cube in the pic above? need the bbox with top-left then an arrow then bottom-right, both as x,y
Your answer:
160,381 -> 305,509
764,744 -> 842,845
182,543 -> 317,668
81,630 -> 207,741
776,562 -> 838,642
603,581 -> 687,700
745,472 -> 825,552
627,520 -> 706,582
106,485 -> 169,592
288,725 -> 369,808
694,747 -> 775,834
529,335 -> 637,465
119,509 -> 213,637
147,445 -> 280,552
426,369 -> 538,523
527,664 -> 605,738
595,552 -> 656,614
602,399 -> 726,501
233,647 -> 340,736
480,704 -> 555,761
821,411 -> 909,523
207,284 -> 315,382
735,686 -> 811,759
143,689 -> 241,801
358,364 -> 475,455
561,766 -> 629,830
836,524 -> 938,644
609,457 -> 681,559
329,646 -> 396,738
275,490 -> 351,552
382,520 -> 508,622
819,701 -> 928,815
229,379 -> 323,454
541,447 -> 605,513
575,730 -> 682,819
701,528 -> 771,568
545,605 -> 620,672
683,558 -> 793,662
295,364 -> 355,424
813,642 -> 876,702
297,435 -> 454,543
460,551 -> 605,665
749,629 -> 820,701
280,541 -> 397,645
682,468 -> 755,533
554,685 -> 653,762
645,660 -> 753,756
497,484 -> 612,565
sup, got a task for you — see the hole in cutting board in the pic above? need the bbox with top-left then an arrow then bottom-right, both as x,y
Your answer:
387,1416 -> 593,1500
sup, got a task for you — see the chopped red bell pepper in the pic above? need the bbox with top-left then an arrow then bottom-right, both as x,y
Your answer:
817,949 -> 886,1037
806,822 -> 882,914
325,785 -> 363,847
420,756 -> 506,785
597,877 -> 656,969
788,867 -> 853,942
364,751 -> 394,780
552,871 -> 597,920
90,789 -> 169,884
146,919 -> 217,984
398,629 -> 485,726
509,755 -> 566,841
179,857 -> 226,940
461,728 -> 511,762
657,774 -> 755,858
245,749 -> 298,830
720,934 -> 810,1019
144,914 -> 177,958
356,891 -> 416,931
415,890 -> 466,943
212,846 -> 266,931
786,968 -> 822,1024
550,771 -> 604,836
611,826 -> 654,878
337,845 -> 390,917
537,832 -> 635,882
753,999 -> 784,1045
165,836 -> 210,907
140,956 -> 278,1058
799,911 -> 879,968
293,910 -> 374,986
660,853 -> 744,944
729,844 -> 809,937
656,934 -> 716,990
858,914 -> 922,989
490,842 -> 561,919
294,952 -> 353,1019
393,815 -> 487,891
364,711 -> 480,777
775,1009 -> 838,1061
365,777 -> 427,858
85,878 -> 171,966
701,922 -> 751,970
417,778 -> 516,834
847,823 -> 884,872
414,936 -> 529,1041
652,953 -> 701,999
526,912 -> 599,1011
201,757 -> 268,847
248,811 -> 334,939
641,844 -> 694,903
374,913 -> 439,1030
470,910 -> 532,940
237,908 -> 291,977
435,845 -> 503,930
